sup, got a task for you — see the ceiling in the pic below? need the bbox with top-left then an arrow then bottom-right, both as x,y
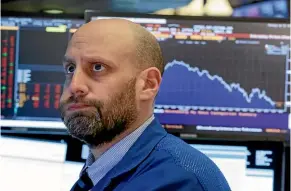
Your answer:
1,0 -> 284,17
2,0 -> 109,15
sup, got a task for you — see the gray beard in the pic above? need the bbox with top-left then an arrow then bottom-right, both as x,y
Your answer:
64,112 -> 129,147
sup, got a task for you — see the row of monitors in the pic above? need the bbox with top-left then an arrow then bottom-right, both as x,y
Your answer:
0,13 -> 290,140
0,135 -> 286,191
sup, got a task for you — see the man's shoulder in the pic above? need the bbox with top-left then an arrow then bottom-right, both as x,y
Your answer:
153,133 -> 213,167
144,133 -> 231,191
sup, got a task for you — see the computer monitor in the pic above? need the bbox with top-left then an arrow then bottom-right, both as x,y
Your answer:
283,144 -> 290,191
0,16 -> 84,130
186,140 -> 283,191
0,136 -> 84,191
85,12 -> 290,140
1,14 -> 290,140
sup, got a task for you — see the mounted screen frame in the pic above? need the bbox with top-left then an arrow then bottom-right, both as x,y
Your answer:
0,13 -> 85,134
85,11 -> 290,142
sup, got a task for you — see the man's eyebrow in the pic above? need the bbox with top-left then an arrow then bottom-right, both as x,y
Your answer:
84,55 -> 117,68
63,56 -> 75,64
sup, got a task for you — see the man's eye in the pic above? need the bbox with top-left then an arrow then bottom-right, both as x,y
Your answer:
93,64 -> 105,72
66,65 -> 75,74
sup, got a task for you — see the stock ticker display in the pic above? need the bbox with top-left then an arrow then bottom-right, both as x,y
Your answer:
1,17 -> 83,122
151,20 -> 291,130
153,18 -> 291,135
1,16 -> 291,138
91,15 -> 291,137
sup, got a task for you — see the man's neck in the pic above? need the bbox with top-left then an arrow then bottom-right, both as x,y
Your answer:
90,112 -> 153,160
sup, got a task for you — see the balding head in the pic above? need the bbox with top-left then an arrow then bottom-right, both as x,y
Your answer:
60,18 -> 163,147
73,19 -> 164,74
126,21 -> 165,74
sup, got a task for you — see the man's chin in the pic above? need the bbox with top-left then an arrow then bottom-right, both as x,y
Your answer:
65,121 -> 99,144
64,118 -> 127,147
67,128 -> 109,147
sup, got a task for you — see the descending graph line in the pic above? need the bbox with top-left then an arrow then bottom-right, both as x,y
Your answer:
155,60 -> 285,113
165,60 -> 276,106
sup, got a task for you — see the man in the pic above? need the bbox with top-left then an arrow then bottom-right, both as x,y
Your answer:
59,19 -> 231,191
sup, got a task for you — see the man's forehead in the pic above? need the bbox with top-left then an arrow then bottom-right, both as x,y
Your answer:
70,27 -> 135,48
65,20 -> 139,65
74,20 -> 135,39
65,33 -> 136,67
68,30 -> 135,58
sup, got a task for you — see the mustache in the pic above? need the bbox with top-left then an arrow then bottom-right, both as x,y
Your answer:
59,96 -> 104,111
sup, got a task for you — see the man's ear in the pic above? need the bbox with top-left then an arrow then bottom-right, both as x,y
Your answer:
137,67 -> 162,101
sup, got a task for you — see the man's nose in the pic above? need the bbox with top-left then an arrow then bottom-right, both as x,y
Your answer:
69,70 -> 89,97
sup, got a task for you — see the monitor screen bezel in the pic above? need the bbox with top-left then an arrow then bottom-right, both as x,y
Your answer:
1,12 -> 289,140
0,14 -> 84,132
84,10 -> 290,142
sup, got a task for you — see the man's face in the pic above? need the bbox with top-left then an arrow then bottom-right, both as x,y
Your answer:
59,26 -> 139,147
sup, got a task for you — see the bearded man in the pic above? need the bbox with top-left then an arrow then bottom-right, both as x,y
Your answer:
59,18 -> 230,191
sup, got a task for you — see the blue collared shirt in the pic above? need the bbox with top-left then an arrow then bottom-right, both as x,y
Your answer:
82,115 -> 155,185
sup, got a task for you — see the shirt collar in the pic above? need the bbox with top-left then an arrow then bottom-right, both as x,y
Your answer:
81,114 -> 155,185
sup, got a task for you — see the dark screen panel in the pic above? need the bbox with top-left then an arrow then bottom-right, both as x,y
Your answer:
85,12 -> 290,139
284,145 -> 290,191
0,14 -> 290,140
19,29 -> 68,66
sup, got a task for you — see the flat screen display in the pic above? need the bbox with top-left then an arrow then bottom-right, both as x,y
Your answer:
85,12 -> 290,139
0,17 -> 84,130
1,14 -> 290,140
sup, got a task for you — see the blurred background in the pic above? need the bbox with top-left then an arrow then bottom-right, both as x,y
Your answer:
1,0 -> 290,18
0,0 -> 290,191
